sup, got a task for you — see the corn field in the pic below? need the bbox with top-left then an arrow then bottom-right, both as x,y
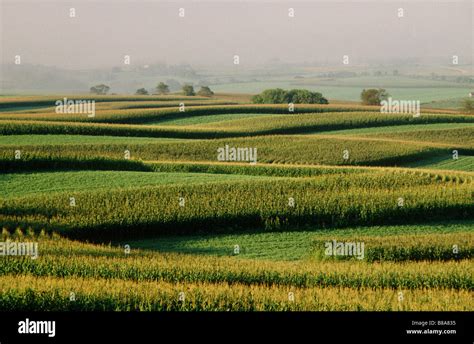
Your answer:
0,97 -> 473,311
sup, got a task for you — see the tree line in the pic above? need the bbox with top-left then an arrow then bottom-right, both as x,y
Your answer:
89,83 -> 214,97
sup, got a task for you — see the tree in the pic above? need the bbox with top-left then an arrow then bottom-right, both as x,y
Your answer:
360,88 -> 390,105
197,86 -> 214,97
156,82 -> 170,95
462,98 -> 474,113
252,88 -> 289,104
182,84 -> 195,96
90,84 -> 110,95
135,88 -> 148,95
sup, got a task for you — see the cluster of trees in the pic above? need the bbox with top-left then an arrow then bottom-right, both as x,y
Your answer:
146,83 -> 213,96
143,83 -> 215,96
135,88 -> 148,95
156,82 -> 170,95
252,89 -> 328,104
182,85 -> 214,97
360,88 -> 390,105
90,84 -> 110,95
135,82 -> 171,96
198,86 -> 214,97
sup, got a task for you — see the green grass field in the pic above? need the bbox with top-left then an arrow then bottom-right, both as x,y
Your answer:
0,134 -> 184,145
0,94 -> 473,311
321,123 -> 474,135
0,171 -> 268,199
403,155 -> 474,171
153,113 -> 267,125
125,221 -> 474,261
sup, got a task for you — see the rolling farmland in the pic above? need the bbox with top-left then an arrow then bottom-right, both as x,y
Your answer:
0,94 -> 473,311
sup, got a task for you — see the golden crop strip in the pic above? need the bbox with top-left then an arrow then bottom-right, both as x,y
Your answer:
1,237 -> 472,290
0,274 -> 472,311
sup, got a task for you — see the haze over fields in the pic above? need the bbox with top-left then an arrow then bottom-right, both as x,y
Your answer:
1,1 -> 472,67
0,0 -> 472,97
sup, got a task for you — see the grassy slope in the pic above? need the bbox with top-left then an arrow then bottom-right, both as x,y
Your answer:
320,123 -> 474,135
0,135 -> 185,145
0,171 -> 268,199
403,156 -> 474,171
153,113 -> 267,125
126,221 -> 474,261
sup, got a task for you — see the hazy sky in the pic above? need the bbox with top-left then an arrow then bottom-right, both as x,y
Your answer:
1,0 -> 472,69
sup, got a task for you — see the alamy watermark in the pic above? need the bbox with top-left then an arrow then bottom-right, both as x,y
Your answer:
217,145 -> 257,164
18,318 -> 55,338
55,97 -> 95,118
324,240 -> 364,260
381,97 -> 420,117
0,241 -> 38,259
